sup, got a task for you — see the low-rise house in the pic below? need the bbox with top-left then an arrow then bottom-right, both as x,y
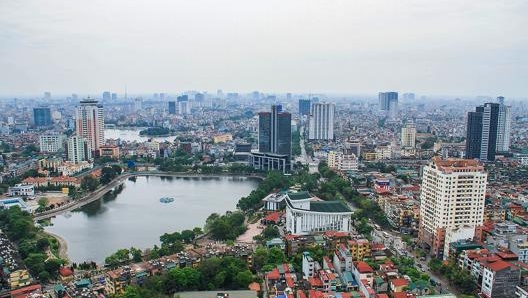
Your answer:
480,260 -> 520,298
7,184 -> 34,197
390,278 -> 409,293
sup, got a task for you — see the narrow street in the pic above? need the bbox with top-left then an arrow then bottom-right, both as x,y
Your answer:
298,126 -> 318,174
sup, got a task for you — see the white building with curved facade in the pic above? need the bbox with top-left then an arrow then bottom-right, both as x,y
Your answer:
285,191 -> 353,235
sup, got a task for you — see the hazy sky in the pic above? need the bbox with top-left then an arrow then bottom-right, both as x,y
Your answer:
1,0 -> 527,97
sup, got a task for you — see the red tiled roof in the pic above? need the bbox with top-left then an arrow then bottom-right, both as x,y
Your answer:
297,290 -> 307,298
309,277 -> 323,287
283,263 -> 291,273
496,251 -> 518,260
265,211 -> 281,223
286,275 -> 295,288
308,290 -> 325,298
391,278 -> 409,287
284,234 -> 298,241
371,243 -> 385,250
486,260 -> 516,272
248,282 -> 261,291
376,294 -> 390,298
393,293 -> 411,298
266,268 -> 280,280
10,284 -> 42,297
355,261 -> 374,273
323,256 -> 334,270
59,266 -> 73,277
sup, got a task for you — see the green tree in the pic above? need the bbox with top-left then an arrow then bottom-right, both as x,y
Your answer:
81,175 -> 99,191
192,227 -> 203,236
123,287 -> 141,298
261,225 -> 280,240
267,247 -> 287,265
253,247 -> 269,271
38,271 -> 50,282
130,247 -> 143,262
181,229 -> 196,244
44,259 -> 64,277
105,248 -> 130,267
235,270 -> 253,288
37,197 -> 48,209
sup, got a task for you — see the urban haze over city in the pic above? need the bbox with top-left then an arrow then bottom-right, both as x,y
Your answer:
1,1 -> 528,298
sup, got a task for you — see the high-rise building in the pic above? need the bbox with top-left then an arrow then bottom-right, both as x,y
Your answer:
195,93 -> 204,103
465,109 -> 483,159
39,134 -> 66,152
111,93 -> 117,100
44,92 -> 51,100
466,100 -> 511,161
258,112 -> 271,154
401,121 -> 416,148
33,107 -> 52,127
299,99 -> 311,115
308,103 -> 335,140
176,95 -> 191,115
102,91 -> 111,101
75,99 -> 104,151
378,92 -> 398,111
134,97 -> 142,112
67,135 -> 92,163
418,157 -> 487,259
388,98 -> 398,119
252,105 -> 292,173
168,101 -> 176,115
496,103 -> 511,153
160,93 -> 165,100
258,105 -> 291,157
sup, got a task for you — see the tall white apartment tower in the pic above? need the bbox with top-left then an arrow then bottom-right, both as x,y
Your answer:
418,157 -> 487,259
308,102 -> 335,140
75,99 -> 105,151
67,135 -> 92,164
401,121 -> 416,148
496,104 -> 511,152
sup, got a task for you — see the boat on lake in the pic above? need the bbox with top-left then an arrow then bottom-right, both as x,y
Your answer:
159,197 -> 175,203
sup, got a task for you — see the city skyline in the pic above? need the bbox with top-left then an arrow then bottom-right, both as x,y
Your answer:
1,0 -> 527,97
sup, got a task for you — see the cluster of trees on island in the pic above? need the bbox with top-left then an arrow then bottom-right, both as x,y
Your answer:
139,127 -> 173,136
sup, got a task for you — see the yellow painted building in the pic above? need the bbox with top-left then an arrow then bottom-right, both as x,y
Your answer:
9,269 -> 31,289
348,239 -> 371,260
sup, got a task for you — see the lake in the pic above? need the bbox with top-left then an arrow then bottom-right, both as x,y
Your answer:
45,175 -> 259,263
105,128 -> 176,143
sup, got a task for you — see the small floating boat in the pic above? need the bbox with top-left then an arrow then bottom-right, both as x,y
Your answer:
159,197 -> 175,203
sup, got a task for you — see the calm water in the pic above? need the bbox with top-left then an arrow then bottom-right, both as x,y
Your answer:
105,128 -> 176,142
45,175 -> 259,263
